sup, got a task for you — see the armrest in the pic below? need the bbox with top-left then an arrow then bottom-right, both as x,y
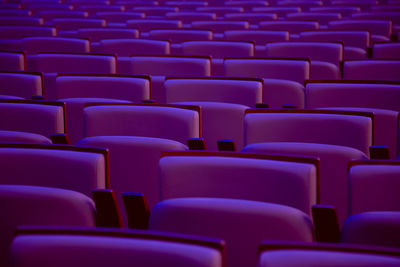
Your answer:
50,133 -> 70,145
187,138 -> 207,150
312,204 -> 340,243
369,145 -> 390,160
255,103 -> 270,108
92,189 -> 123,228
217,139 -> 236,151
31,95 -> 46,100
282,104 -> 297,109
122,192 -> 150,230
141,99 -> 156,103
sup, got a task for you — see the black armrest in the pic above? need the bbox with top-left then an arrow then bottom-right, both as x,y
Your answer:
92,189 -> 123,228
369,145 -> 390,160
122,192 -> 150,230
187,138 -> 207,150
312,204 -> 340,243
50,133 -> 70,145
217,139 -> 236,151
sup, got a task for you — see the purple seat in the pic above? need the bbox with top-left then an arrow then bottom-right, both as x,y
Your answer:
224,12 -> 277,24
99,39 -> 170,56
286,12 -> 342,25
0,185 -> 96,267
342,59 -> 400,81
10,226 -> 225,267
159,151 -> 319,215
149,29 -> 213,43
196,6 -> 244,17
165,12 -> 217,23
164,77 -> 263,149
21,37 -> 90,54
52,18 -> 106,32
258,241 -> 400,267
328,20 -> 392,43
77,28 -> 139,43
84,103 -> 201,145
0,100 -> 65,138
299,30 -> 370,59
37,10 -> 88,23
351,11 -> 400,27
56,74 -> 150,143
330,0 -> 379,11
276,0 -> 323,11
0,16 -> 43,26
0,130 -> 52,144
181,41 -> 254,76
76,4 -> 125,16
191,20 -> 249,34
244,109 -> 373,155
164,1 -> 208,10
258,21 -> 319,40
0,51 -> 25,71
309,6 -> 361,17
306,81 -> 400,159
341,211 -> 400,248
0,143 -> 108,196
373,43 -> 400,59
224,0 -> 269,9
252,6 -> 301,17
0,26 -> 56,39
94,11 -> 145,25
126,19 -> 182,33
131,6 -> 178,17
224,58 -> 310,84
348,160 -> 400,215
0,71 -> 43,99
150,197 -> 314,267
78,136 -> 187,224
130,55 -> 211,102
265,41 -> 343,79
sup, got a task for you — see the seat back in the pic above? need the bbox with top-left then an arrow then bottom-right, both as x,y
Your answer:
342,59 -> 400,81
244,109 -> 373,155
0,185 -> 96,267
0,143 -> 108,196
0,71 -> 43,99
10,226 -> 225,267
77,28 -> 139,42
126,19 -> 182,32
348,161 -> 400,215
191,20 -> 249,33
95,11 -> 145,23
0,51 -> 25,71
286,12 -> 341,25
52,18 -> 106,31
299,30 -> 370,50
224,30 -> 289,45
373,43 -> 400,59
224,58 -> 310,84
258,242 -> 400,267
159,151 -> 319,215
149,29 -> 213,43
21,37 -> 90,54
98,39 -> 170,57
150,198 -> 314,267
259,21 -> 319,34
0,100 -> 65,137
181,41 -> 254,58
0,26 -> 56,39
328,20 -> 392,39
84,103 -> 201,144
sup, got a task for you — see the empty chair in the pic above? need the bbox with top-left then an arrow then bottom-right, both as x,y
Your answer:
224,12 -> 277,24
76,5 -> 125,16
149,29 -> 213,43
130,55 -> 211,102
224,58 -> 310,84
164,1 -> 208,10
37,10 -> 88,23
0,143 -> 108,196
98,39 -> 170,56
52,18 -> 106,33
149,197 -> 314,267
0,16 -> 43,26
330,0 -> 379,11
0,99 -> 65,138
0,10 -> 31,17
0,51 -> 25,71
77,28 -> 139,43
0,185 -> 97,267
0,130 -> 52,144
164,77 -> 263,149
224,0 -> 269,9
192,20 -> 249,33
299,30 -> 370,59
244,109 -> 373,155
328,20 -> 392,43
131,6 -> 178,17
306,81 -> 400,159
0,71 -> 43,99
84,103 -> 201,145
310,6 -> 361,17
372,43 -> 400,59
95,11 -> 145,24
341,211 -> 400,248
196,6 -> 244,17
10,226 -> 225,267
27,3 -> 74,13
159,151 -> 319,215
181,41 -> 254,76
265,42 -> 343,79
252,6 -> 301,17
21,37 -> 90,54
258,241 -> 400,267
259,21 -> 319,39
127,19 -> 182,37
342,59 -> 400,81
352,11 -> 400,26
348,160 -> 400,215
165,12 -> 217,23
0,26 -> 56,39
27,53 -> 117,99
56,74 -> 150,143
276,0 -> 323,11
286,12 -> 341,26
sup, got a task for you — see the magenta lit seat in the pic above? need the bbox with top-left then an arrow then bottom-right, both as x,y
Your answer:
165,77 -> 263,149
27,53 -> 117,99
21,37 -> 90,54
0,100 -> 65,138
99,39 -> 170,56
149,29 -> 213,43
286,12 -> 342,25
309,6 -> 361,17
76,4 -> 125,16
52,18 -> 106,32
0,71 -> 43,99
341,211 -> 400,248
77,28 -> 139,42
159,151 -> 319,215
78,136 -> 187,224
56,74 -> 150,143
373,43 -> 400,59
258,241 -> 400,267
0,26 -> 56,39
258,21 -> 319,40
130,55 -> 211,102
150,197 -> 314,267
191,20 -> 249,34
165,12 -> 217,23
224,58 -> 310,84
342,59 -> 400,81
10,226 -> 225,267
94,11 -> 145,24
328,20 -> 392,43
0,51 -> 25,71
224,12 -> 277,24
0,130 -> 51,144
196,6 -> 244,17
0,16 -> 43,26
27,3 -> 73,14
83,103 -> 201,145
37,10 -> 88,23
131,6 -> 178,17
299,30 -> 370,59
252,6 -> 301,17
243,142 -> 367,225
306,81 -> 400,159
348,160 -> 400,215
351,11 -> 400,26
330,0 -> 379,11
265,41 -> 343,79
224,0 -> 269,9
0,185 -> 97,267
244,109 -> 373,155
181,41 -> 254,76
164,1 -> 208,10
126,19 -> 182,33
0,10 -> 31,17
276,0 -> 323,11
